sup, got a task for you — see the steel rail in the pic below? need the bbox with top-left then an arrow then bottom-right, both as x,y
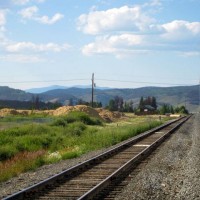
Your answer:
78,115 -> 190,200
3,115 -> 190,200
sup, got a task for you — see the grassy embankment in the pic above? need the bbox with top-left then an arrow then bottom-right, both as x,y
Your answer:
0,112 -> 165,182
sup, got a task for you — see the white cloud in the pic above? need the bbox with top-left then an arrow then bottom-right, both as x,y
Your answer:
37,13 -> 64,25
82,34 -> 145,57
1,41 -> 71,63
35,0 -> 46,3
5,42 -> 71,53
0,9 -> 7,26
180,51 -> 200,57
148,0 -> 162,6
77,5 -> 155,35
12,0 -> 46,5
19,6 -> 64,24
0,54 -> 45,63
82,24 -> 200,58
78,3 -> 200,58
0,9 -> 8,41
12,0 -> 30,5
19,6 -> 38,19
161,20 -> 200,40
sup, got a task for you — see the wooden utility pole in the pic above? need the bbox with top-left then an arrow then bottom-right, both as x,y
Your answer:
92,73 -> 94,107
199,79 -> 200,111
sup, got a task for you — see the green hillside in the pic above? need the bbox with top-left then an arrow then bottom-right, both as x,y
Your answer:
0,85 -> 200,112
0,86 -> 32,101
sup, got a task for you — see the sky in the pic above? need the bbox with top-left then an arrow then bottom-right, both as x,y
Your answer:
0,0 -> 200,90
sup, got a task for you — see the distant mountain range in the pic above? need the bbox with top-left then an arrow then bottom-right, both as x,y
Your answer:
25,85 -> 111,93
0,85 -> 200,112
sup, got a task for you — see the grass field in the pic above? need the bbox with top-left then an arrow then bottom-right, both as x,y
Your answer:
0,111 -> 167,182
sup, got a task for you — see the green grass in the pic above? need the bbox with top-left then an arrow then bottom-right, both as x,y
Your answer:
0,111 -> 164,182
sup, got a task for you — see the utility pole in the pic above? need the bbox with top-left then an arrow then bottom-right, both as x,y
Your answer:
92,73 -> 94,108
199,79 -> 200,112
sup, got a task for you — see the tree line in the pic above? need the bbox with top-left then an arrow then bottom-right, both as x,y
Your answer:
0,95 -> 62,110
0,94 -> 189,115
106,96 -> 188,114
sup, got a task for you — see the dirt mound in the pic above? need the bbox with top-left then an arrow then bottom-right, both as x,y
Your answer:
0,108 -> 30,116
0,106 -> 124,122
0,108 -> 46,117
52,106 -> 124,122
52,105 -> 100,119
96,108 -> 124,122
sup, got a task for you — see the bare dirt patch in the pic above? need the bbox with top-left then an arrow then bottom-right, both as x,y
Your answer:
0,106 -> 124,122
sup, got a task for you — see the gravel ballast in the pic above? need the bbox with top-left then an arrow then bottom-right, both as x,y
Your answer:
115,114 -> 200,200
0,115 -> 199,199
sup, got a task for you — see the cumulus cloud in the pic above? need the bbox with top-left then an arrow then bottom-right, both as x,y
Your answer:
1,41 -> 71,63
77,5 -> 155,35
37,13 -> 64,25
0,54 -> 45,63
0,9 -> 7,26
161,20 -> 200,40
82,24 -> 200,58
12,0 -> 46,5
82,34 -> 146,57
5,42 -> 71,53
19,6 -> 38,18
78,1 -> 200,58
19,6 -> 64,24
180,51 -> 200,57
12,0 -> 30,5
0,9 -> 8,42
145,0 -> 162,7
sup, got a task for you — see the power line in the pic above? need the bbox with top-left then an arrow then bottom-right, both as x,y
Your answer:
0,78 -> 197,87
0,79 -> 88,84
96,79 -> 195,86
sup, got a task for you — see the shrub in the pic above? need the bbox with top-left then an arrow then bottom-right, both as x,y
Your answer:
67,122 -> 86,136
64,111 -> 102,125
0,145 -> 18,161
51,118 -> 67,127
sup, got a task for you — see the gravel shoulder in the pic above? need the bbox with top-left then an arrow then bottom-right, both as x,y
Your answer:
115,114 -> 200,200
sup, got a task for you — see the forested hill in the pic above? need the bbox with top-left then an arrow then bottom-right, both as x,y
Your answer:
0,86 -> 32,101
39,85 -> 199,108
0,85 -> 199,112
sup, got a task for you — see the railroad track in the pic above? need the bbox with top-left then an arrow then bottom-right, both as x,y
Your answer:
3,115 -> 191,200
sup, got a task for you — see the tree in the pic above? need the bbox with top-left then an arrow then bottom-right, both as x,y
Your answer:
114,96 -> 124,111
35,95 -> 40,110
89,101 -> 102,108
138,96 -> 157,112
68,98 -> 74,106
151,97 -> 157,109
108,99 -> 116,111
174,105 -> 188,114
139,96 -> 144,112
123,101 -> 134,112
77,98 -> 85,105
159,104 -> 170,115
31,95 -> 40,110
107,96 -> 124,111
170,105 -> 174,114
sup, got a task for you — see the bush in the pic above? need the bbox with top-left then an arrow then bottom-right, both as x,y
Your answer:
64,111 -> 102,125
0,145 -> 18,161
51,118 -> 67,127
67,122 -> 86,136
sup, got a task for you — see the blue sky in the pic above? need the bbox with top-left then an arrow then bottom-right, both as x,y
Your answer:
0,0 -> 200,90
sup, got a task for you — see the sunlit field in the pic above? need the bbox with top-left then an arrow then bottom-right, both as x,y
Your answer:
0,111 -> 168,182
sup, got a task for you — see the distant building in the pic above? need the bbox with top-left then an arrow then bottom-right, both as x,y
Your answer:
143,105 -> 156,112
